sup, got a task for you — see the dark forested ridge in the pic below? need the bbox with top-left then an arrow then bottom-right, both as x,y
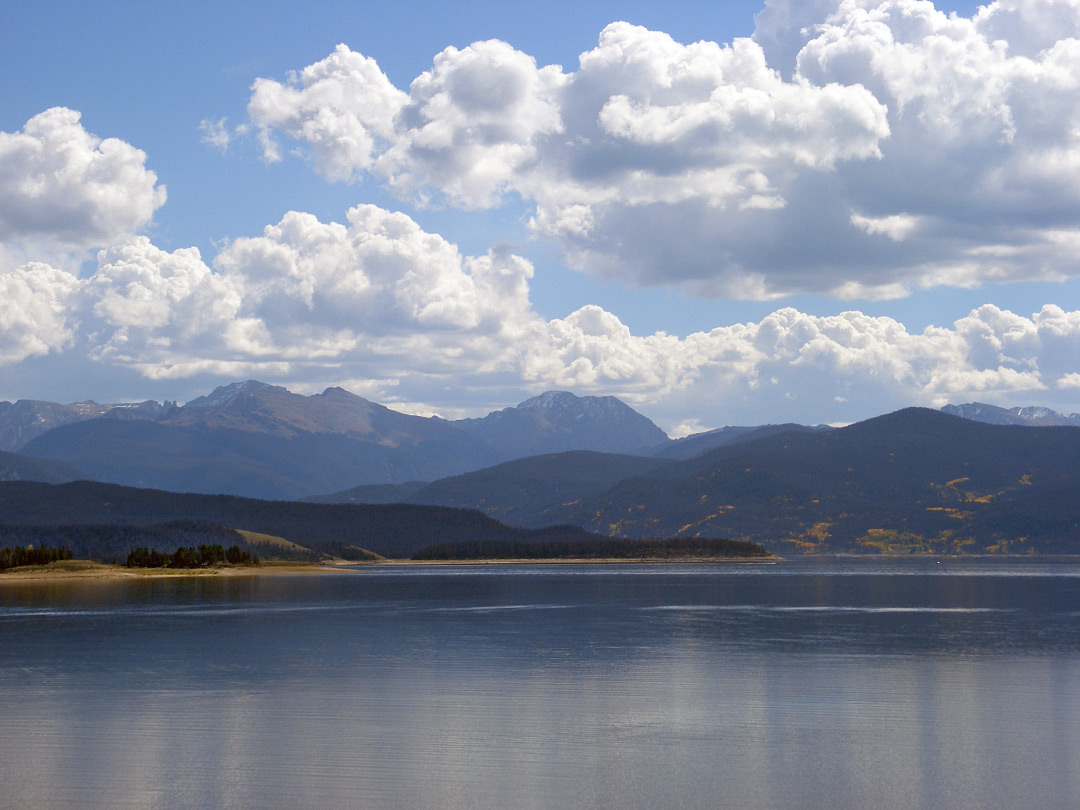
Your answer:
0,480 -> 609,559
550,408 -> 1080,553
0,521 -> 277,564
307,450 -> 673,527
307,409 -> 1080,554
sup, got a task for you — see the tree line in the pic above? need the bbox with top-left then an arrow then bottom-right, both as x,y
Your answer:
411,536 -> 772,561
126,544 -> 258,568
0,544 -> 73,571
0,520 -> 261,563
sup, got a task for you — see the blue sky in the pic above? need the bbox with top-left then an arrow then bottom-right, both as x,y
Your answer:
2,0 -> 1078,434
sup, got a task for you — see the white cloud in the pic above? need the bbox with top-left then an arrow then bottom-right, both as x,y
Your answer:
1,196 -> 1077,427
213,204 -> 534,340
974,0 -> 1080,58
247,44 -> 408,180
377,39 -> 568,208
0,262 -> 81,365
0,108 -> 166,247
199,117 -> 233,152
55,206 -> 538,384
242,4 -> 1080,298
87,237 -> 245,374
850,211 -> 920,241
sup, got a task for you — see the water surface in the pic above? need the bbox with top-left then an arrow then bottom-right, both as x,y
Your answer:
2,558 -> 1079,809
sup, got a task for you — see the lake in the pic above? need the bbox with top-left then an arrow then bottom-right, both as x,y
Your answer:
2,558 -> 1079,810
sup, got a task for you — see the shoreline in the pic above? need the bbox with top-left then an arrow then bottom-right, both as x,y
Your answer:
0,560 -> 343,583
5,551 -> 1074,583
0,555 -> 777,583
380,556 -> 779,566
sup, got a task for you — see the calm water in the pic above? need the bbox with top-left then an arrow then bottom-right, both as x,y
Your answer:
2,558 -> 1079,810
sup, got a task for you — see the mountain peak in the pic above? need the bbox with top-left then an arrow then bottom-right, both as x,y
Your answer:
517,390 -> 583,411
185,380 -> 287,409
317,386 -> 374,405
516,390 -> 636,417
454,389 -> 669,460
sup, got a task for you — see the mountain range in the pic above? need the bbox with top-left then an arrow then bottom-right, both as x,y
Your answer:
1,383 -> 1077,554
4,382 -> 669,499
0,380 -> 843,500
4,408 -> 1077,555
0,397 -> 172,450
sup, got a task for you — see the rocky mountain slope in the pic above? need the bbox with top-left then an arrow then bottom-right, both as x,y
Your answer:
0,398 -> 170,451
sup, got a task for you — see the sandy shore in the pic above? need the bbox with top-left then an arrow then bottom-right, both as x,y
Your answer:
0,559 -> 352,584
0,555 -> 778,583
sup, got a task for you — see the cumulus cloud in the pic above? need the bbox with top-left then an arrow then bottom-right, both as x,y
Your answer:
0,262 -> 81,365
0,108 -> 166,248
1,196 -> 1077,426
214,204 -> 534,342
377,39 -> 568,208
57,206 -> 537,383
248,44 -> 408,180
516,301 -> 1080,427
242,3 -> 1080,298
87,238 -> 245,376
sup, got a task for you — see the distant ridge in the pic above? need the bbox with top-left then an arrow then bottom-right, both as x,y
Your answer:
358,407 -> 1080,554
653,423 -> 829,461
942,402 -> 1080,427
0,450 -> 87,484
13,383 -> 670,499
0,398 -> 171,451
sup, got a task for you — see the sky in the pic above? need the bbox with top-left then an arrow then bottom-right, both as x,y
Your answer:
2,0 -> 1079,436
